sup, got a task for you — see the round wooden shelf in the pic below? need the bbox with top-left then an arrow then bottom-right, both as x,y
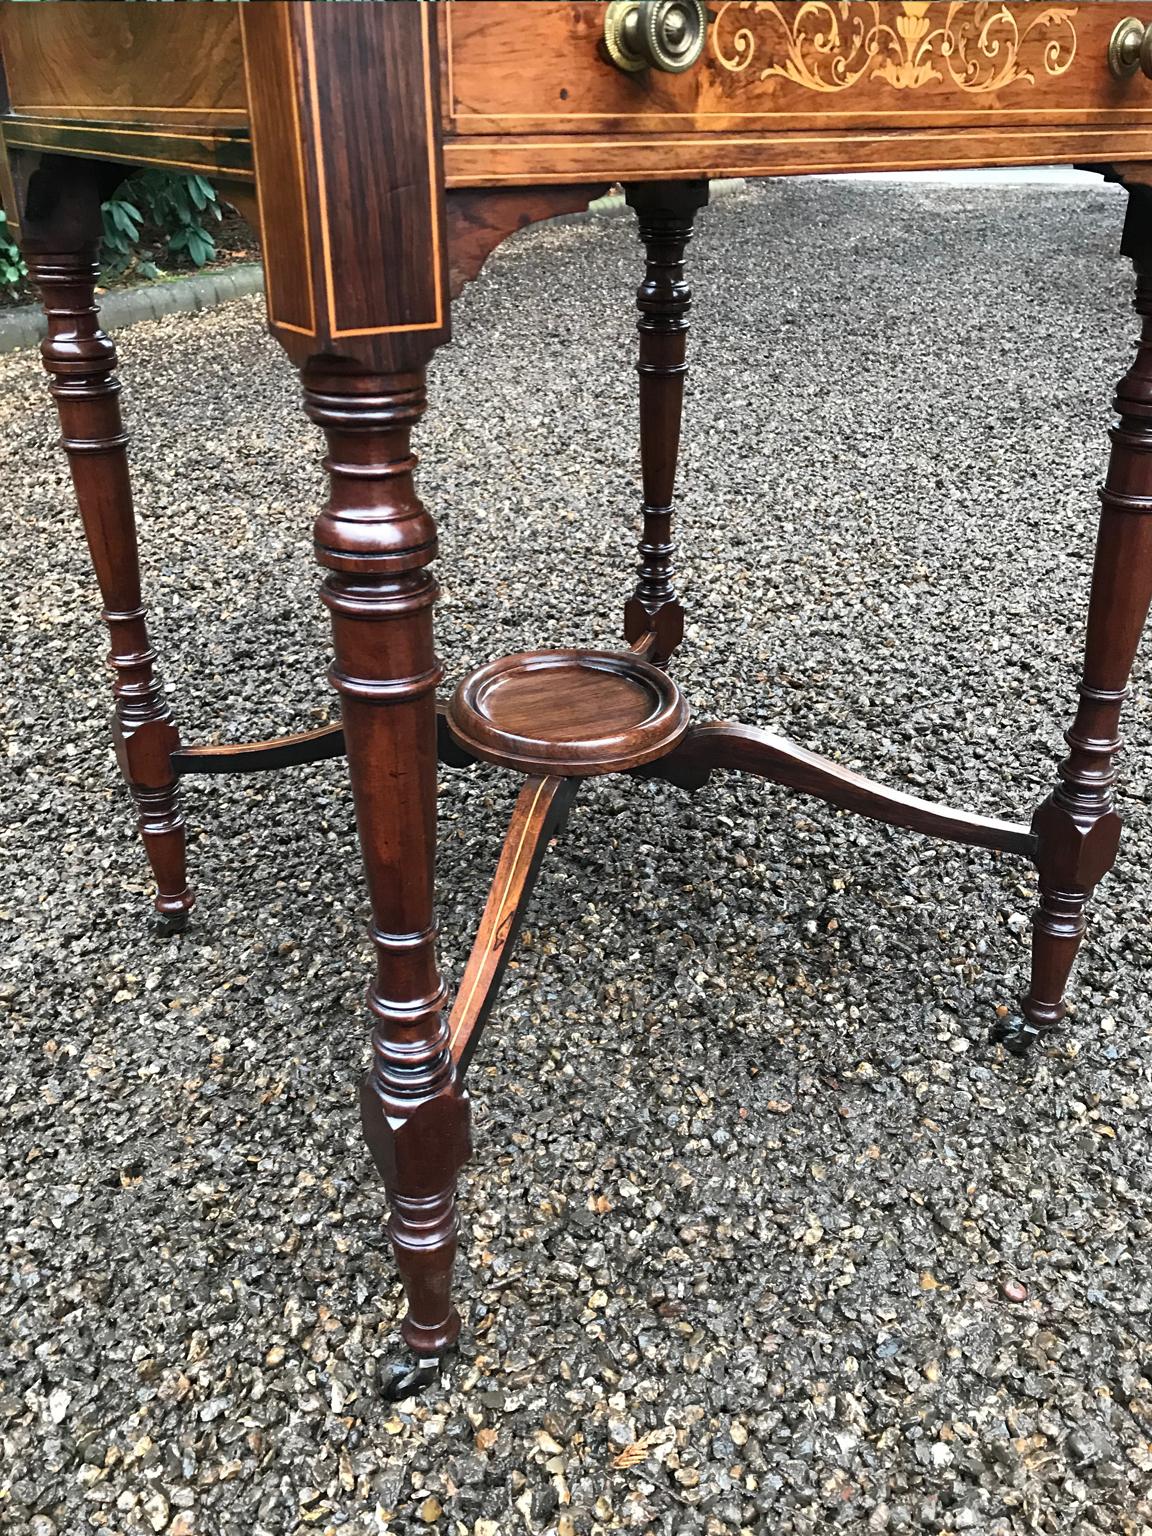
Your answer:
447,648 -> 690,777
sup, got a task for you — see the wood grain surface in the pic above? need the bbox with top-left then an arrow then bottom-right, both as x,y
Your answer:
441,2 -> 1152,136
448,648 -> 691,776
449,775 -> 580,1077
0,0 -> 244,123
6,3 -> 1152,188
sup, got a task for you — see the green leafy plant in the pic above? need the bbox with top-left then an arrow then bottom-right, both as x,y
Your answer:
134,170 -> 221,267
0,208 -> 28,300
1,171 -> 225,305
99,170 -> 223,282
101,194 -> 153,279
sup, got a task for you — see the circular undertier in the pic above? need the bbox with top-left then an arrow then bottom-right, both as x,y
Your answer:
447,648 -> 690,777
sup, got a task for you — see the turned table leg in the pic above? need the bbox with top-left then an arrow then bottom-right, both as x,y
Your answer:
21,168 -> 192,933
999,184 -> 1152,1054
622,180 -> 708,665
237,0 -> 466,1390
305,362 -> 470,1394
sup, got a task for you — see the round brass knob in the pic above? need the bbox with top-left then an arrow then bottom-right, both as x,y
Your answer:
1110,16 -> 1148,78
604,0 -> 708,74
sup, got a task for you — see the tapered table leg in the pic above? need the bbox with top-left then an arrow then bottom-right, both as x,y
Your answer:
239,0 -> 465,1393
997,183 -> 1152,1055
21,161 -> 192,932
305,361 -> 470,1391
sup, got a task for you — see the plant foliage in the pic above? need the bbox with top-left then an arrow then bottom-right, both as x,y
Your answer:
0,208 -> 27,299
100,171 -> 223,279
2,171 -> 223,304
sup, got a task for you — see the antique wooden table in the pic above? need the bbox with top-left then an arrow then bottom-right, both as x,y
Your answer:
5,0 -> 1152,1393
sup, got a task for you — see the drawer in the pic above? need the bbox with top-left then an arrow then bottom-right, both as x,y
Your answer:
0,1 -> 244,125
441,1 -> 1152,137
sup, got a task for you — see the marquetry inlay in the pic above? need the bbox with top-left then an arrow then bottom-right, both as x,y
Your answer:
711,1 -> 1078,93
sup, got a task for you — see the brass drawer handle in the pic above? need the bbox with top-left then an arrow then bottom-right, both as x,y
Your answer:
604,0 -> 708,73
1110,15 -> 1152,78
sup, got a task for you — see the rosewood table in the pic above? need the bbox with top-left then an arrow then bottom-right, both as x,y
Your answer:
5,0 -> 1152,1393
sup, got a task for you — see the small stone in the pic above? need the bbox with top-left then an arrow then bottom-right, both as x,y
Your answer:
1066,1428 -> 1098,1464
607,1418 -> 635,1451
1001,1278 -> 1029,1304
142,1492 -> 169,1532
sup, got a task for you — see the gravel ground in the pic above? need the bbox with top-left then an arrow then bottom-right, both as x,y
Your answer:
3,178 -> 1152,1536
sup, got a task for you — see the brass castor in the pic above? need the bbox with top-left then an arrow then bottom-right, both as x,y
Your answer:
377,1354 -> 442,1401
989,1013 -> 1044,1057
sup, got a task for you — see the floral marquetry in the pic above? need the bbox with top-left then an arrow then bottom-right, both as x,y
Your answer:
711,1 -> 1079,94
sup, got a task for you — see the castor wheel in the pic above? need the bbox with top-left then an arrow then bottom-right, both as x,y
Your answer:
153,906 -> 190,937
377,1354 -> 442,1401
989,1014 -> 1044,1057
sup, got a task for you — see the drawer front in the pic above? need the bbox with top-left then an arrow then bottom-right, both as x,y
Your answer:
442,1 -> 1152,137
0,0 -> 245,124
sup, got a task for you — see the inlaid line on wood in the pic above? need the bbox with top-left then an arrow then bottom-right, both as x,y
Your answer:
301,2 -> 445,340
238,2 -> 317,338
449,774 -> 579,1076
10,104 -> 248,116
0,128 -> 248,178
0,118 -> 248,138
